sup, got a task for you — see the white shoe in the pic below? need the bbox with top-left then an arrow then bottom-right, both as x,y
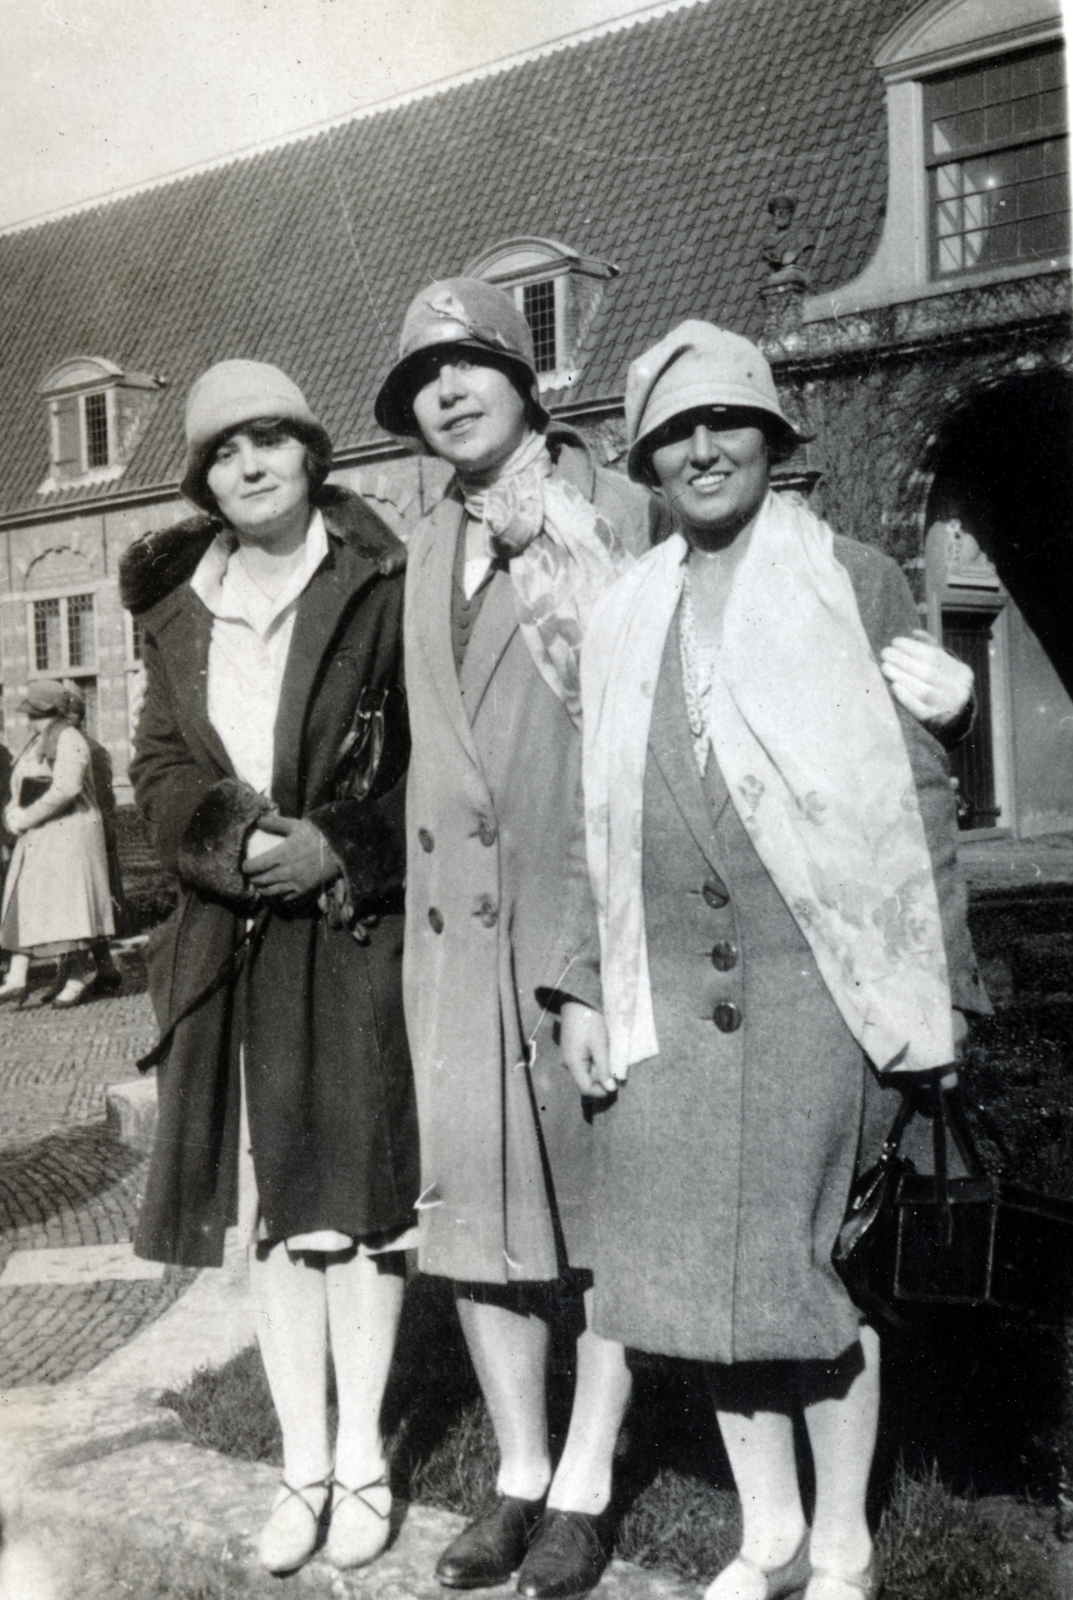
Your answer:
325,1475 -> 392,1569
257,1479 -> 328,1573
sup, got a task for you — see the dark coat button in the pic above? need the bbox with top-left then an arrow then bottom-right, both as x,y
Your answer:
478,817 -> 497,848
713,1002 -> 742,1032
418,828 -> 434,852
428,907 -> 444,934
702,879 -> 730,909
711,941 -> 738,971
477,897 -> 498,928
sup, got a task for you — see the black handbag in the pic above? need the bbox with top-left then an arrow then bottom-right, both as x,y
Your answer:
833,1078 -> 1073,1326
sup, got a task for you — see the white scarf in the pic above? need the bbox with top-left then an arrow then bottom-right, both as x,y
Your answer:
582,491 -> 955,1079
460,433 -> 632,725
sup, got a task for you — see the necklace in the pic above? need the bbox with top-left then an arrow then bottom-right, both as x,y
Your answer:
679,571 -> 718,775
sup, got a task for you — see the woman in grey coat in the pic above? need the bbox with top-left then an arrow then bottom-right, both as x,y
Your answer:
574,323 -> 988,1600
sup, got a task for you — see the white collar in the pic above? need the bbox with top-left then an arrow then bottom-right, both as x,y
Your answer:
190,510 -> 329,636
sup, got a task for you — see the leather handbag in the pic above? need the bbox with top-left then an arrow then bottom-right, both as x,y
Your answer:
834,1078 -> 1073,1326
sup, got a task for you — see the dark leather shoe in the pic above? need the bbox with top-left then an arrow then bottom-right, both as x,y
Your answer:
436,1494 -> 545,1589
515,1509 -> 609,1599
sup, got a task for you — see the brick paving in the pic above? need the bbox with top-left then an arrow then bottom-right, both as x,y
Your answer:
0,978 -> 197,1388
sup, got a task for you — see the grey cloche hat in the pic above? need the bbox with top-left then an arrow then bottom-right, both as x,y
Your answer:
180,360 -> 332,511
374,278 -> 549,437
625,321 -> 805,483
18,679 -> 78,718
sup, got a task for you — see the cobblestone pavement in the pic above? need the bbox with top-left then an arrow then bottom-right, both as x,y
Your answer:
0,983 -> 195,1388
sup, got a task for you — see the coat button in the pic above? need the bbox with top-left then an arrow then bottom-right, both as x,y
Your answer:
477,897 -> 498,928
702,879 -> 730,910
713,1002 -> 742,1033
418,828 -> 434,852
428,907 -> 444,934
478,817 -> 497,848
711,941 -> 738,971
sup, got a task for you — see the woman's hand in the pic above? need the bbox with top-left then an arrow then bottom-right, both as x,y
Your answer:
560,1002 -> 618,1097
880,630 -> 973,728
241,813 -> 343,902
4,805 -> 28,836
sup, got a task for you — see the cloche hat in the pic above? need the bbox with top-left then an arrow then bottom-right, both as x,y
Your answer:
180,360 -> 332,512
374,278 -> 549,437
625,321 -> 805,483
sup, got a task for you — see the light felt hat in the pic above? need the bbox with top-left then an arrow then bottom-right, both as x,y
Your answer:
18,679 -> 70,717
180,360 -> 332,512
625,320 -> 804,483
374,277 -> 549,437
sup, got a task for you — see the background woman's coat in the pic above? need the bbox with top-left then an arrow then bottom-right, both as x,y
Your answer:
590,537 -> 988,1364
1,723 -> 113,950
403,431 -> 659,1285
123,492 -> 418,1268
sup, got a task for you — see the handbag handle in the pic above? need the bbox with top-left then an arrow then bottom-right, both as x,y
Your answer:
879,1077 -> 995,1247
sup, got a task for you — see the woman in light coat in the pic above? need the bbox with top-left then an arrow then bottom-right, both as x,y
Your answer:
0,679 -> 114,1007
124,361 -> 418,1577
573,323 -> 988,1600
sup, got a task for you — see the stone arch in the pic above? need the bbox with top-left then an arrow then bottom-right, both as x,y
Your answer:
923,367 -> 1073,690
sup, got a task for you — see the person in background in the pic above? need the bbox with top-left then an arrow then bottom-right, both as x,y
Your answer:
0,680 -> 114,1007
374,282 -> 976,1600
64,686 -> 126,989
573,322 -> 989,1600
122,361 -> 418,1577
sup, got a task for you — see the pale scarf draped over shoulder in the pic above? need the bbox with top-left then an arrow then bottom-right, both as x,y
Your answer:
581,489 -> 956,1079
461,431 -> 633,725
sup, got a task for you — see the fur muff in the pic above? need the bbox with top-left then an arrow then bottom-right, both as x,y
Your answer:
177,779 -> 273,906
120,485 -> 407,616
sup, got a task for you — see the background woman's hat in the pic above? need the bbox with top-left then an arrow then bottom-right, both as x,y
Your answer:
18,680 -> 70,716
374,278 -> 549,436
625,320 -> 806,482
180,360 -> 332,512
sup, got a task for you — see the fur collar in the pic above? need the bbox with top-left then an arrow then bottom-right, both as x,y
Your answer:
120,485 -> 406,616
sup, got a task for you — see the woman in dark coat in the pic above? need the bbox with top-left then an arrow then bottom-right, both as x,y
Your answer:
122,361 -> 418,1577
574,324 -> 988,1600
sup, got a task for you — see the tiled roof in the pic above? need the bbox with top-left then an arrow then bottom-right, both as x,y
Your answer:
0,0 -> 916,518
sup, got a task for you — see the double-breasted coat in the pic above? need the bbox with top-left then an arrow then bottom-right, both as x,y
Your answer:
403,431 -> 660,1285
123,491 -> 419,1269
589,537 -> 989,1365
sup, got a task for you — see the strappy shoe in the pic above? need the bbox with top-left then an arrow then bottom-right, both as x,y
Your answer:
704,1530 -> 811,1600
257,1477 -> 329,1573
0,985 -> 28,1006
804,1556 -> 879,1600
325,1474 -> 392,1570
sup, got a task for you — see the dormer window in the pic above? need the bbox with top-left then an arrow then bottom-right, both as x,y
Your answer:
803,0 -> 1068,321
38,357 -> 166,494
465,237 -> 619,391
926,42 -> 1068,276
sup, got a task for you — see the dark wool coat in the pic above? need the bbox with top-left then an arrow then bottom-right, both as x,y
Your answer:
403,431 -> 663,1285
123,490 -> 419,1268
590,538 -> 990,1365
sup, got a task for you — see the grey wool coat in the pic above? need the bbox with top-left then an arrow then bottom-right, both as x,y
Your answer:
122,490 -> 419,1268
403,430 -> 661,1285
589,537 -> 989,1365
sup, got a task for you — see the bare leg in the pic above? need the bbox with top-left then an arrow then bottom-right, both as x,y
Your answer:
802,1324 -> 879,1584
249,1241 -> 332,1488
0,953 -> 28,993
326,1251 -> 404,1488
546,1289 -> 632,1514
711,1407 -> 808,1583
456,1293 -> 553,1501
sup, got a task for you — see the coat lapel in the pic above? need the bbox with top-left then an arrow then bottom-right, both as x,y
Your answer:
647,614 -> 724,870
150,587 -> 234,780
271,534 -> 377,815
409,497 -> 484,770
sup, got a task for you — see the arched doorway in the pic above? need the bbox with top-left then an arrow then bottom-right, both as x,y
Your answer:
926,370 -> 1073,837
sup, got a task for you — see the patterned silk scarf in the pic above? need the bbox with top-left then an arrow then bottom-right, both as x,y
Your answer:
582,491 -> 956,1080
460,432 -> 632,725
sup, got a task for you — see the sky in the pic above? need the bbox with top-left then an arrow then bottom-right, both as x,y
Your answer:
0,0 -> 681,230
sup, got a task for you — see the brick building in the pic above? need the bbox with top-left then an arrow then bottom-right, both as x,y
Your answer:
0,0 -> 1068,831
